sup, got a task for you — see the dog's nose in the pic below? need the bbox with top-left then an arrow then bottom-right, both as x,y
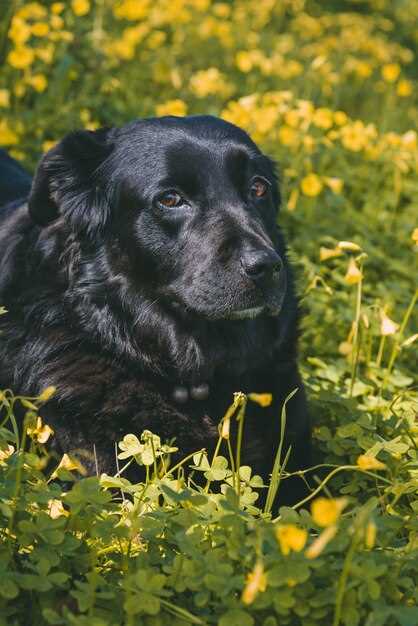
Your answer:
240,248 -> 283,282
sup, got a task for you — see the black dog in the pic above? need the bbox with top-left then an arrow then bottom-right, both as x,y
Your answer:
0,116 -> 311,504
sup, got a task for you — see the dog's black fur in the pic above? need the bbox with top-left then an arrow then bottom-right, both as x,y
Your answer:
0,116 -> 311,504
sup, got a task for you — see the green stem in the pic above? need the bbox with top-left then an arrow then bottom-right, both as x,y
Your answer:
272,465 -> 392,521
350,271 -> 363,396
204,434 -> 223,494
385,287 -> 418,377
376,335 -> 386,368
164,449 -> 206,479
333,535 -> 360,626
235,398 -> 247,505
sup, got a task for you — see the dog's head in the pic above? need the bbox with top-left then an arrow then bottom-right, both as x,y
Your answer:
29,116 -> 287,321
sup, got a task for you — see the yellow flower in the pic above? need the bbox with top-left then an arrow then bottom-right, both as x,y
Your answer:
345,258 -> 362,285
50,14 -> 64,29
113,0 -> 150,20
278,125 -> 298,147
189,68 -> 231,98
236,51 -> 253,73
42,140 -> 57,152
27,417 -> 54,443
305,525 -> 337,559
248,393 -> 273,407
357,455 -> 386,471
311,497 -> 347,527
0,444 -> 15,464
355,61 -> 372,78
241,560 -> 267,605
312,107 -> 334,130
213,3 -> 230,17
0,120 -> 18,146
51,453 -> 86,477
275,524 -> 307,555
338,341 -> 352,356
397,79 -> 412,97
0,89 -> 10,108
71,0 -> 90,17
36,44 -> 54,63
51,2 -> 65,13
365,521 -> 377,549
28,74 -> 48,93
285,110 -> 300,128
156,99 -> 188,117
402,131 -> 417,151
7,46 -> 35,69
303,135 -> 315,153
338,241 -> 361,252
48,499 -> 69,519
8,17 -> 31,45
334,111 -> 348,126
17,2 -> 47,20
412,228 -> 418,244
319,246 -> 343,261
379,310 -> 399,336
381,63 -> 401,83
31,22 -> 49,37
220,414 -> 230,439
301,173 -> 323,197
287,188 -> 299,212
340,121 -> 368,152
38,386 -> 56,402
324,177 -> 344,194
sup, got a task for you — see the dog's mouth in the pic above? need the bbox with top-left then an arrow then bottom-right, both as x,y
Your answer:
165,293 -> 284,322
163,268 -> 287,322
225,302 -> 282,320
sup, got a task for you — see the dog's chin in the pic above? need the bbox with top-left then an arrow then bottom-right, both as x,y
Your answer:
166,298 -> 282,322
163,285 -> 285,322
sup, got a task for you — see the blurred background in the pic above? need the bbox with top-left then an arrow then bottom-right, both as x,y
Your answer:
0,0 -> 416,368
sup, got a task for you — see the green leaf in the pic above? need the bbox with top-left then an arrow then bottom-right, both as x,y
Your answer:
0,579 -> 19,599
218,610 -> 254,626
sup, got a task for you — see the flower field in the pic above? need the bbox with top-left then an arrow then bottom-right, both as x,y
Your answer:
0,1 -> 417,625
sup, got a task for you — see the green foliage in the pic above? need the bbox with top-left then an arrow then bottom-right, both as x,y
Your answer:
1,1 -> 417,624
0,378 -> 417,626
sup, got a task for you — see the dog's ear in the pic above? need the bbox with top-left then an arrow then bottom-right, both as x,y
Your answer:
28,127 -> 114,236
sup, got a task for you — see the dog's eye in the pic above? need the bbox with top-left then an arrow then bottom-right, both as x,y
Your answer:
251,178 -> 269,198
158,191 -> 183,208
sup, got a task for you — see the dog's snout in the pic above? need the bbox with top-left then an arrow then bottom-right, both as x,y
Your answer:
240,248 -> 282,282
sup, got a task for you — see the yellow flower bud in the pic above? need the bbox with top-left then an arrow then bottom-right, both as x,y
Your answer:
241,560 -> 267,605
319,246 -> 343,261
379,310 -> 399,336
345,258 -> 362,285
357,455 -> 386,471
338,241 -> 362,252
248,393 -> 273,407
305,525 -> 337,559
365,521 -> 377,549
38,386 -> 56,402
